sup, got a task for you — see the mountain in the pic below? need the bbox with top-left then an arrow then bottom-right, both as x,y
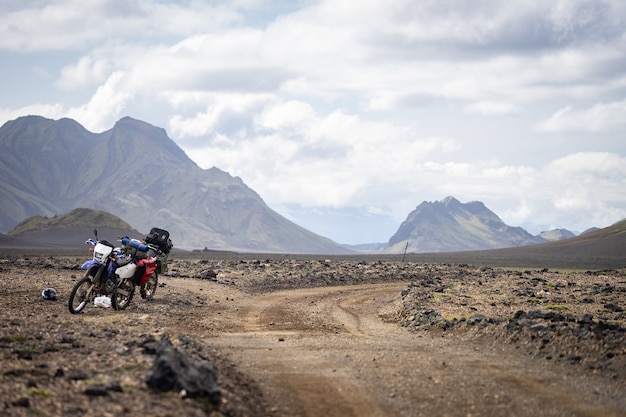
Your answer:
0,116 -> 350,254
538,228 -> 576,241
6,208 -> 144,249
385,196 -> 544,253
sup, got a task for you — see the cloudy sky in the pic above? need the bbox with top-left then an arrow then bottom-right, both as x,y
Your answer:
1,0 -> 625,244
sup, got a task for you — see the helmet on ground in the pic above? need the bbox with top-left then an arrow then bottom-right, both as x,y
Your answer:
42,288 -> 58,301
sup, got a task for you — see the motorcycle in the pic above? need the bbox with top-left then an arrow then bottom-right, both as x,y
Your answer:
68,228 -> 171,314
68,229 -> 138,314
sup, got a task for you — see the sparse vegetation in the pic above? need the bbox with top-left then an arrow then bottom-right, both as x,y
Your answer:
8,208 -> 134,235
546,305 -> 568,311
26,387 -> 52,398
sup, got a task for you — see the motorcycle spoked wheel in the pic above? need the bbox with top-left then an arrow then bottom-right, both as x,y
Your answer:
140,273 -> 158,301
68,273 -> 95,314
111,278 -> 135,310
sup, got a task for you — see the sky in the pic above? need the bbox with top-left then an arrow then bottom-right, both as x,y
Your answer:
1,0 -> 625,245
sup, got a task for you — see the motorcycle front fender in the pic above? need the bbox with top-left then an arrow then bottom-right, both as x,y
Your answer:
105,261 -> 117,281
81,259 -> 100,270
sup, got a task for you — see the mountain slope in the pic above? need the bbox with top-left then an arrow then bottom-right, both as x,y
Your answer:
386,196 -> 544,253
511,218 -> 626,259
401,218 -> 626,270
0,232 -> 42,249
0,116 -> 350,254
0,116 -> 89,225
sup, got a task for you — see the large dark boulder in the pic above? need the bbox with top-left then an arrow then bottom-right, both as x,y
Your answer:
146,338 -> 221,406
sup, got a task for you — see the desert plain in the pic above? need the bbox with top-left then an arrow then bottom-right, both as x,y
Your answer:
1,251 -> 625,417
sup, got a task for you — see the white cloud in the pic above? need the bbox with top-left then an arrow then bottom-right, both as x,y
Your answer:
22,0 -> 623,121
535,99 -> 626,132
544,152 -> 626,203
0,103 -> 65,124
489,152 -> 626,233
168,92 -> 272,138
464,101 -> 521,115
182,102 -> 461,208
56,56 -> 111,89
256,100 -> 316,132
66,72 -> 133,132
0,0 -> 242,52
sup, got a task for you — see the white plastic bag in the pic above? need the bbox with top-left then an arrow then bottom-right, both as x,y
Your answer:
94,296 -> 111,308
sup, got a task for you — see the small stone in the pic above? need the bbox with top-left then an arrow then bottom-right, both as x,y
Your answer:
84,387 -> 109,396
13,398 -> 30,407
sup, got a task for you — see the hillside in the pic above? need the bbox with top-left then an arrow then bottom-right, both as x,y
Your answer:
398,218 -> 626,270
9,208 -> 135,235
6,208 -> 144,249
0,232 -> 39,249
0,116 -> 351,254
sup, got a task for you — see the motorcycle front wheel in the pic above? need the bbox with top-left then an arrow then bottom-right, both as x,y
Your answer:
140,273 -> 158,301
111,279 -> 135,310
68,276 -> 94,314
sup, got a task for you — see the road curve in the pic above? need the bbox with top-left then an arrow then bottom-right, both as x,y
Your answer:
198,282 -> 624,417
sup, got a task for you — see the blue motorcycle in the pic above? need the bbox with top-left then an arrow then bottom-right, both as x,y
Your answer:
68,229 -> 137,314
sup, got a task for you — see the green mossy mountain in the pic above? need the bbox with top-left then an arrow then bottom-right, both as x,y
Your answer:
9,208 -> 134,235
0,116 -> 350,253
7,208 -> 143,249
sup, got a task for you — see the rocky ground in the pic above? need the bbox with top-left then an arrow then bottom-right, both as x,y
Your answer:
1,254 -> 625,416
396,264 -> 625,373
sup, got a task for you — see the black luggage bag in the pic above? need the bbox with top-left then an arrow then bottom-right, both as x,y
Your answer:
145,227 -> 173,255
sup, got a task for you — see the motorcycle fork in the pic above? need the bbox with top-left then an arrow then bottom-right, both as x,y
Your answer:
92,264 -> 108,292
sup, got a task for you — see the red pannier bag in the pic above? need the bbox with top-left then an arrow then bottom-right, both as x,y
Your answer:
135,258 -> 157,285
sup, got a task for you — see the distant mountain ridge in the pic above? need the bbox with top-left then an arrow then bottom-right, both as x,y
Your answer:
538,228 -> 576,242
385,197 -> 547,253
0,115 -> 350,254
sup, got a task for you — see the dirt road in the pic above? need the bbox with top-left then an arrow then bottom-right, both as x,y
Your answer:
169,279 -> 625,417
2,258 -> 624,417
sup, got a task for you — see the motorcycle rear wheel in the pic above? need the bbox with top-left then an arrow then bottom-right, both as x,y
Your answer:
111,279 -> 135,310
68,276 -> 94,314
140,273 -> 158,301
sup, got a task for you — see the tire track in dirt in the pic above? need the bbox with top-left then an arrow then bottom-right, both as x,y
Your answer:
194,282 -> 625,417
204,283 -> 405,417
